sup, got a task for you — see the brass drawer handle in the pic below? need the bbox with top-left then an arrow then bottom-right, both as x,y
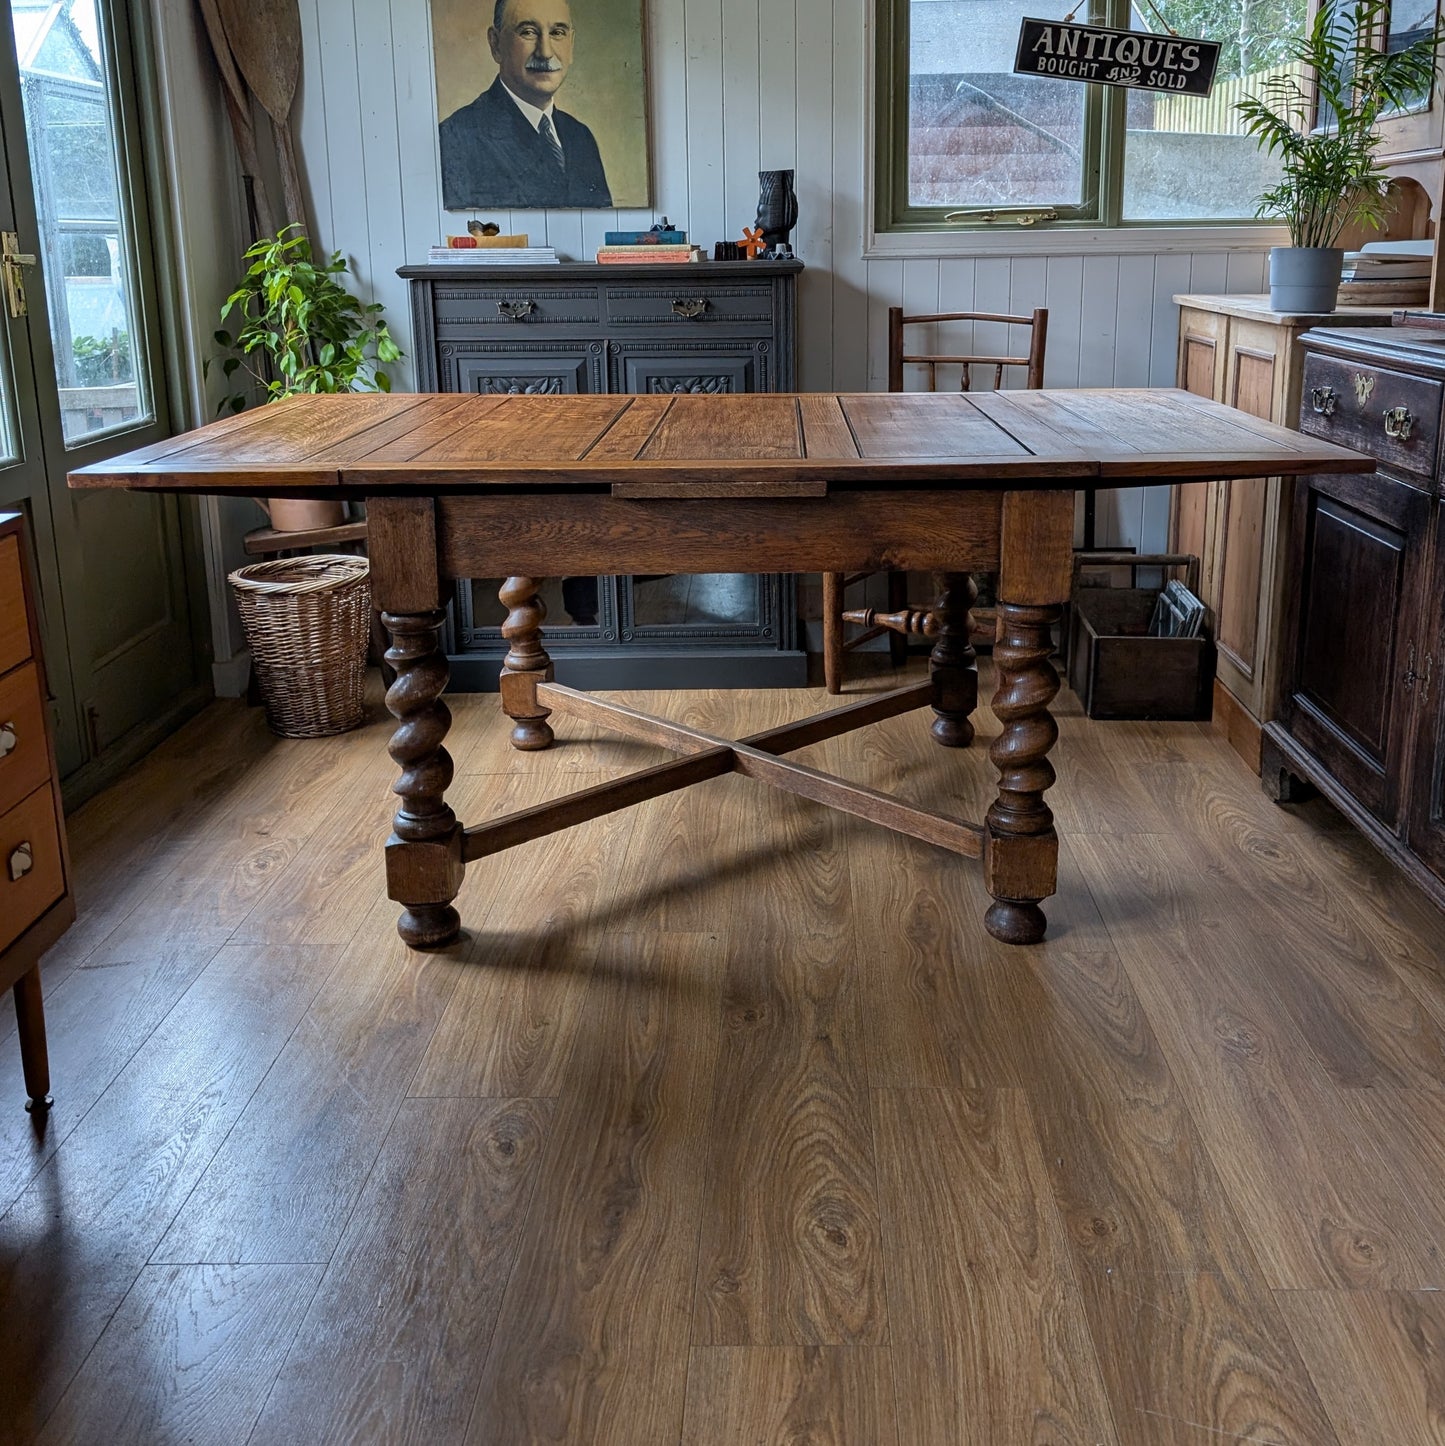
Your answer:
1384,406 -> 1414,441
1310,386 -> 1336,417
8,841 -> 32,881
671,298 -> 708,319
496,299 -> 535,320
1405,641 -> 1419,691
0,721 -> 14,757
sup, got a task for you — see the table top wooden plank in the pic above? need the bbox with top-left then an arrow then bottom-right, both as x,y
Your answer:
310,395 -> 480,463
798,396 -> 861,460
1033,390 -> 1299,460
583,397 -> 673,460
150,394 -> 431,469
640,396 -> 803,460
402,394 -> 629,464
67,389 -> 1373,493
839,393 -> 1031,460
964,389 -> 1148,454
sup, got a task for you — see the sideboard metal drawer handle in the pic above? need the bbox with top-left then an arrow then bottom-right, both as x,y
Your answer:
8,841 -> 32,882
671,298 -> 708,319
1384,405 -> 1414,440
496,299 -> 535,320
0,722 -> 14,758
1309,385 -> 1336,416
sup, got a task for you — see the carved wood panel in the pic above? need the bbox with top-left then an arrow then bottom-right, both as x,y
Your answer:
608,342 -> 764,395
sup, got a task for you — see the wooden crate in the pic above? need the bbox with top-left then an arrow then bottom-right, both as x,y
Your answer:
1067,588 -> 1214,721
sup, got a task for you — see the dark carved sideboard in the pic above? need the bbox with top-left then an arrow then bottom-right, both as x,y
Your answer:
400,259 -> 806,689
1266,325 -> 1445,909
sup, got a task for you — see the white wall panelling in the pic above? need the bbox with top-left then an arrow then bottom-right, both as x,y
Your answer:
286,0 -> 1275,558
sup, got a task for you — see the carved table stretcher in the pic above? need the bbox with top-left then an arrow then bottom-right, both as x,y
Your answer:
70,389 -> 1368,948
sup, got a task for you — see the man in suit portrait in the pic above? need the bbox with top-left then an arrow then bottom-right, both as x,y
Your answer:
440,0 -> 613,209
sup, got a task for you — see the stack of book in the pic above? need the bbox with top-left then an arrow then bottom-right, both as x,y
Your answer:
1338,240 -> 1433,307
596,227 -> 700,264
426,238 -> 559,265
596,244 -> 702,264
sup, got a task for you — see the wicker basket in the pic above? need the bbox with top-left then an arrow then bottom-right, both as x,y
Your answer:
228,555 -> 371,738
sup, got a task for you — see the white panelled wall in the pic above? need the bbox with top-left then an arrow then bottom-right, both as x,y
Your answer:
290,0 -> 1274,554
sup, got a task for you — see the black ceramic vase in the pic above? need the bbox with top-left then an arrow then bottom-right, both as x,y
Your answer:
755,169 -> 798,249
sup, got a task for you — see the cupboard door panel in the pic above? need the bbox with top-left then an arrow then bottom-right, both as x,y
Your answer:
1283,472 -> 1430,829
1408,509 -> 1445,882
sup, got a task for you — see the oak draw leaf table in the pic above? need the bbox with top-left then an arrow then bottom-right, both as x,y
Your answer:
70,390 -> 1368,948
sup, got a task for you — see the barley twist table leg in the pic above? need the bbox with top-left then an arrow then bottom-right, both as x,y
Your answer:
500,576 -> 555,751
930,570 -> 979,748
384,608 -> 463,948
984,600 -> 1061,945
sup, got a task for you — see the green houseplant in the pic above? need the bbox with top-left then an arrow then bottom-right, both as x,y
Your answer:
1236,0 -> 1445,311
211,225 -> 403,529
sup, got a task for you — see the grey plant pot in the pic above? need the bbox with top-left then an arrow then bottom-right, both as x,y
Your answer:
1269,246 -> 1344,314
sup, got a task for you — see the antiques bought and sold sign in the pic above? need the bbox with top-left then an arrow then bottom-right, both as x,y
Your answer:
1014,17 -> 1220,95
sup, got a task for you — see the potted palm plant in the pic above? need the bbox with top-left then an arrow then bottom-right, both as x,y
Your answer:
1237,0 -> 1444,313
210,225 -> 402,530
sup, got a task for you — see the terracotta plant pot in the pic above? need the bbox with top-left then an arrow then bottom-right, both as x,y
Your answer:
259,497 -> 347,532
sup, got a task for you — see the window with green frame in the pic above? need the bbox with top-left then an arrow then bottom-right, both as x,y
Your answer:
876,0 -> 1309,231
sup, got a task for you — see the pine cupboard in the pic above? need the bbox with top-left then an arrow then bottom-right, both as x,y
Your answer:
1266,326 -> 1445,913
1171,295 -> 1393,767
0,511 -> 71,1110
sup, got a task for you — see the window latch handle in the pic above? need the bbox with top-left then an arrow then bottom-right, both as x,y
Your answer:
1,231 -> 35,319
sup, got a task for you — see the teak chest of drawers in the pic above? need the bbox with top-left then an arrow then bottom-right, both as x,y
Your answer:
0,511 -> 72,1111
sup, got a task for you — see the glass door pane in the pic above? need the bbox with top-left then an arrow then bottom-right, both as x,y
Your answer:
11,0 -> 149,446
907,0 -> 1092,210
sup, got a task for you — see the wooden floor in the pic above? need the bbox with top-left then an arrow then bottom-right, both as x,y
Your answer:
4,659 -> 1445,1445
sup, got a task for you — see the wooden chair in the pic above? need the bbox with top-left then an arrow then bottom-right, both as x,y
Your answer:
822,305 -> 1048,693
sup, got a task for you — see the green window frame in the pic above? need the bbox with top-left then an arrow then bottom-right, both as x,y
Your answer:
875,0 -> 1299,234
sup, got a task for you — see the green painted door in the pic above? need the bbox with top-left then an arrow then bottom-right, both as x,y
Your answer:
0,0 -> 204,794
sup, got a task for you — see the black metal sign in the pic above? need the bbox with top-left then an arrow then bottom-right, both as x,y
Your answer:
1014,17 -> 1220,95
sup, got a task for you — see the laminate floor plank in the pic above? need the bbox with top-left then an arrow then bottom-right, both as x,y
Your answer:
1302,819 -> 1445,1037
1277,1289 -> 1445,1445
454,689 -> 664,777
0,943 -> 333,1444
35,1263 -> 322,1446
413,772 -> 637,1099
1134,759 -> 1445,1090
248,1097 -> 550,1446
0,944 -> 220,1216
609,758 -> 837,942
1336,1087 -> 1445,1256
73,722 -> 387,971
464,933 -> 719,1446
26,701 -> 274,990
1074,829 -> 1443,1290
692,926 -> 885,1346
680,1347 -> 899,1446
153,901 -> 466,1267
1077,1268 -> 1338,1446
872,1086 -> 1119,1445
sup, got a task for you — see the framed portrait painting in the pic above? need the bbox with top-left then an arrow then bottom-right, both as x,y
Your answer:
431,0 -> 650,210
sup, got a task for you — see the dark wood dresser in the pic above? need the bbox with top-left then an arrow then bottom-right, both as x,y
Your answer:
1266,326 -> 1445,907
0,510 -> 72,1110
399,259 -> 806,689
